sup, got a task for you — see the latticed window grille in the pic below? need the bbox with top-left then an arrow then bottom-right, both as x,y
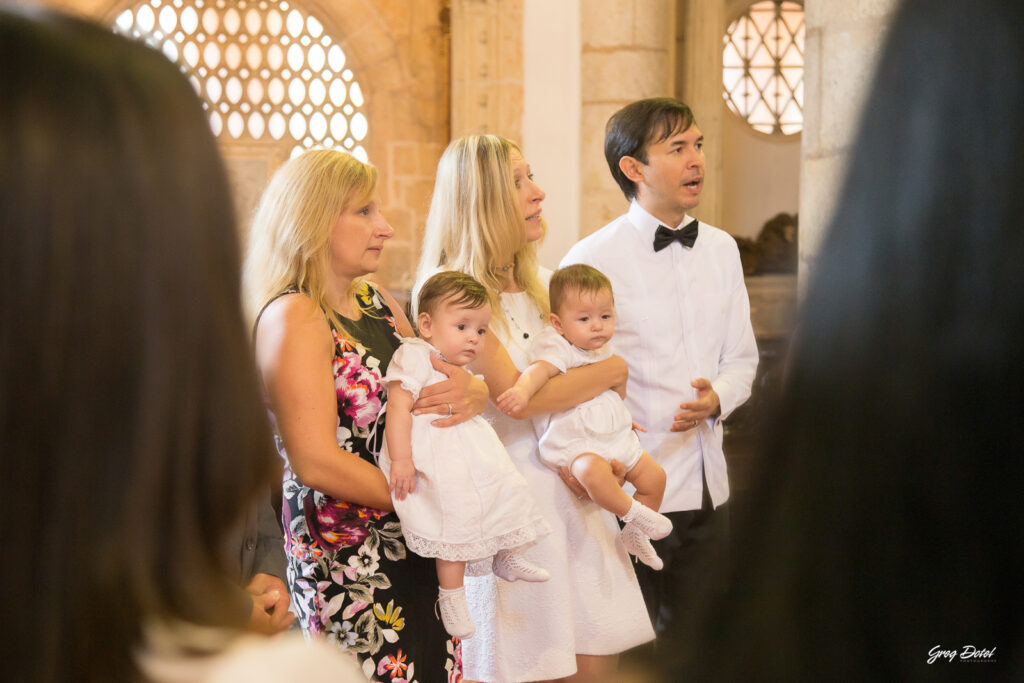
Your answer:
113,0 -> 369,161
723,0 -> 804,135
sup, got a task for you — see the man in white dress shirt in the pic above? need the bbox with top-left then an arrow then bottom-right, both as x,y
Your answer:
561,97 -> 758,658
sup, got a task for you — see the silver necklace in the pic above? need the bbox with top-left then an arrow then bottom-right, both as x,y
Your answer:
500,295 -> 540,342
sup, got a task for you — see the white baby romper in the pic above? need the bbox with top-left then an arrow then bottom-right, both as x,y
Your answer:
530,326 -> 644,470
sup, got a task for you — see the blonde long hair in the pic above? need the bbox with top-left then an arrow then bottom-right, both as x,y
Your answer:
243,149 -> 378,332
415,134 -> 549,332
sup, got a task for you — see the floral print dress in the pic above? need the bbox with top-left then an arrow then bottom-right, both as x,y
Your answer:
273,283 -> 462,683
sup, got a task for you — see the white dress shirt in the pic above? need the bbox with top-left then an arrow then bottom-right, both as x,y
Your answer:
561,200 -> 758,512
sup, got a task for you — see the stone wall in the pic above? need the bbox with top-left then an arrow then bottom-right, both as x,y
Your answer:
799,0 -> 898,283
43,0 -> 450,293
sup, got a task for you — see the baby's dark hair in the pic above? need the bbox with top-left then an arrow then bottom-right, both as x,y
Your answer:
418,270 -> 490,317
549,264 -> 614,315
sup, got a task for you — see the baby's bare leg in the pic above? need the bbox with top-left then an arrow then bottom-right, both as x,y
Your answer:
570,453 -> 634,517
624,452 -> 666,512
436,558 -> 466,590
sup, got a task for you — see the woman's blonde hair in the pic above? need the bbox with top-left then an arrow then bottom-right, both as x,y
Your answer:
415,134 -> 549,332
243,149 -> 378,332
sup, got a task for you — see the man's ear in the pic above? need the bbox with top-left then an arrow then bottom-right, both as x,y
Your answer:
618,155 -> 645,184
417,312 -> 432,337
549,312 -> 564,335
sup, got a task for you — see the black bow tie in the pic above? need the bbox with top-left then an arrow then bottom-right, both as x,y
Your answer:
653,220 -> 699,252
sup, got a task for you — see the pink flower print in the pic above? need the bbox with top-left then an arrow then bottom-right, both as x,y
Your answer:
333,351 -> 383,429
313,499 -> 387,551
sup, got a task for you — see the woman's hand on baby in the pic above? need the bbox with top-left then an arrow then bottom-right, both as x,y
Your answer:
412,354 -> 489,426
558,459 -> 626,500
496,386 -> 529,417
389,460 -> 416,500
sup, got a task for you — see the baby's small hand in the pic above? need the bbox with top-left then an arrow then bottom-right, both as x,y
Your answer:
389,460 -> 416,501
496,386 -> 528,416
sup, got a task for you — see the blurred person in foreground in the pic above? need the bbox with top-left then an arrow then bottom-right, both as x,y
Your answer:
0,7 -> 362,681
669,0 -> 1024,680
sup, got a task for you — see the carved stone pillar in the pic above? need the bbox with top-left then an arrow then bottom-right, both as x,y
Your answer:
799,0 -> 898,285
579,0 -> 676,236
676,0 -> 725,229
450,0 -> 524,140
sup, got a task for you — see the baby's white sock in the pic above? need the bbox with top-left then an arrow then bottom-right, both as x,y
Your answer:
620,499 -> 672,540
620,524 -> 664,570
437,586 -> 475,639
492,549 -> 550,583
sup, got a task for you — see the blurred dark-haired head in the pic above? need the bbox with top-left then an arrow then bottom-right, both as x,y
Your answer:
0,8 -> 276,681
681,1 -> 1024,680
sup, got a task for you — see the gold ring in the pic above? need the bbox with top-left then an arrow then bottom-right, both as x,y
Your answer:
692,419 -> 698,428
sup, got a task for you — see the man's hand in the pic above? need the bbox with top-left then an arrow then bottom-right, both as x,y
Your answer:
496,385 -> 529,416
672,378 -> 721,432
389,459 -> 416,500
246,573 -> 294,635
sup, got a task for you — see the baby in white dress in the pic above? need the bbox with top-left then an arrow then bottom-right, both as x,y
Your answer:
381,271 -> 549,640
497,264 -> 672,569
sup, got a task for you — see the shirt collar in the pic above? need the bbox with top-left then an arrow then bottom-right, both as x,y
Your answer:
627,198 -> 695,236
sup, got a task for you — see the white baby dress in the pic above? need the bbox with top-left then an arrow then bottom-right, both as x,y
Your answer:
380,338 -> 548,561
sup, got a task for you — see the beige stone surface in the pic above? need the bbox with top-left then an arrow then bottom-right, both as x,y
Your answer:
800,28 -> 823,158
632,0 -> 673,49
798,153 -> 846,279
581,0 -> 634,48
806,0 -> 900,29
451,0 -> 524,141
582,50 -> 672,102
800,0 -> 897,286
818,24 -> 886,154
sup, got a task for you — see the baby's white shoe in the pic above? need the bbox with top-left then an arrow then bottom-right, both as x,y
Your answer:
620,524 -> 664,571
620,499 -> 672,540
436,587 -> 475,639
492,549 -> 550,583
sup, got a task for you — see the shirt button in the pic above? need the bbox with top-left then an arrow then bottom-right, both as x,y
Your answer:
245,539 -> 256,551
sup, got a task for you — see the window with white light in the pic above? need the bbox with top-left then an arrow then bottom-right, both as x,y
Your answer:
113,0 -> 369,160
723,0 -> 804,136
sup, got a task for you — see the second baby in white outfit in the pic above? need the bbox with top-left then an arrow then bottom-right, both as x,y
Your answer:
497,264 -> 672,569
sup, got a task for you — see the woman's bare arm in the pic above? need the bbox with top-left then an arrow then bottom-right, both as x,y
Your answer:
255,293 -> 393,511
470,329 -> 629,419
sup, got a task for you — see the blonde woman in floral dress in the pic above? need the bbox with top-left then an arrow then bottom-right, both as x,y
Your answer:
244,150 -> 488,682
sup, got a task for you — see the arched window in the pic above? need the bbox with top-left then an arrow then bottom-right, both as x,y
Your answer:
723,0 -> 804,135
113,0 -> 369,161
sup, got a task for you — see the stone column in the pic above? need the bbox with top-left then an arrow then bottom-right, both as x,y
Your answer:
579,0 -> 675,236
676,0 -> 725,229
799,0 -> 899,285
450,0 -> 524,140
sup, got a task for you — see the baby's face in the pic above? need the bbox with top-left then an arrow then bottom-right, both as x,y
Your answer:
420,298 -> 490,366
551,288 -> 615,351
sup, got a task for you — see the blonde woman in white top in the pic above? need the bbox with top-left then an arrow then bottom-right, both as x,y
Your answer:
415,134 -> 654,682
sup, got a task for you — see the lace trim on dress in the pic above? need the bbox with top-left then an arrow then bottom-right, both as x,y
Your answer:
404,518 -> 550,565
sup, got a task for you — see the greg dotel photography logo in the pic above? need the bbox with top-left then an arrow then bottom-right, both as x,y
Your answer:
927,645 -> 997,665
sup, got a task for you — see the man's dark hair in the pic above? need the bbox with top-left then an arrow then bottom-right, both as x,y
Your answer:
604,97 -> 696,200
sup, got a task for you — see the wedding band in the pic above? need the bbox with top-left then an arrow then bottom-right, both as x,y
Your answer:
446,402 -> 453,417
692,419 -> 698,428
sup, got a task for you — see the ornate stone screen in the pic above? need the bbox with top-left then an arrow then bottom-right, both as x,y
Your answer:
723,0 -> 804,135
113,0 -> 369,160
